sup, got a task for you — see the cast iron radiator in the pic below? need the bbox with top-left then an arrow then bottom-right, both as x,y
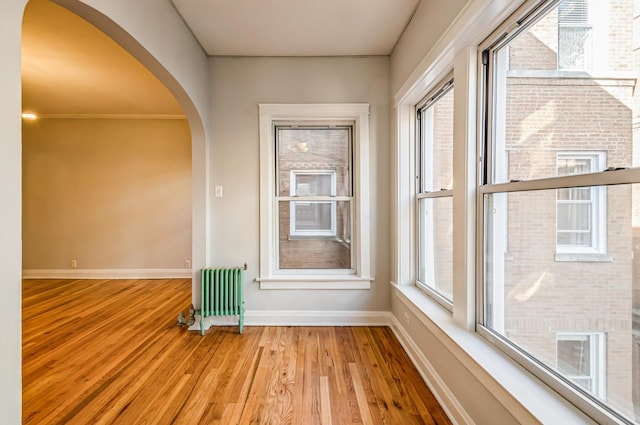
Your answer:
200,267 -> 245,335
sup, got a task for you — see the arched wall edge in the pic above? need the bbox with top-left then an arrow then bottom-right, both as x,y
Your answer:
51,0 -> 211,307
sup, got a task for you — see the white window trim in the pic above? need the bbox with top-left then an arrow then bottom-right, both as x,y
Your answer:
556,332 -> 606,399
289,170 -> 337,237
257,103 -> 372,290
555,151 -> 607,258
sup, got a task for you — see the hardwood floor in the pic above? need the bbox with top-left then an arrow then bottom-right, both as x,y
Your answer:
23,278 -> 451,425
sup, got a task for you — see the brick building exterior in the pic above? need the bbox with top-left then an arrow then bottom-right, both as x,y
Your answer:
496,0 -> 639,417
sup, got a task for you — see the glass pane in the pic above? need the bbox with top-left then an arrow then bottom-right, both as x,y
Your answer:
558,158 -> 592,176
277,127 -> 351,196
420,87 -> 454,192
483,184 -> 638,420
294,174 -> 332,196
293,202 -> 333,232
557,203 -> 591,231
558,26 -> 592,70
418,196 -> 453,301
491,0 -> 633,184
558,337 -> 591,376
279,200 -> 351,269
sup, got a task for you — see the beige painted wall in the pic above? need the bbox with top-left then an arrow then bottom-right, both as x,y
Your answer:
22,118 -> 192,270
210,56 -> 390,311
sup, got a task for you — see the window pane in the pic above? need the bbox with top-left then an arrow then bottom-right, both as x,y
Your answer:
293,202 -> 333,232
277,127 -> 351,196
294,174 -> 333,196
557,203 -> 591,231
279,200 -> 351,269
491,0 -> 632,184
558,337 -> 591,376
418,196 -> 453,301
420,87 -> 454,192
483,184 -> 638,419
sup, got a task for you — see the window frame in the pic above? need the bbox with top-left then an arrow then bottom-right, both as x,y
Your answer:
415,76 -> 455,309
476,0 -> 640,423
257,103 -> 373,290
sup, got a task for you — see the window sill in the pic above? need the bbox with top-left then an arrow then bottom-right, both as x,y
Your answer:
393,284 -> 597,425
255,275 -> 373,290
554,252 -> 612,262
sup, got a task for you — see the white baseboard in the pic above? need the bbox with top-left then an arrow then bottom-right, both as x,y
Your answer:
189,310 -> 394,331
389,316 -> 474,425
22,268 -> 192,279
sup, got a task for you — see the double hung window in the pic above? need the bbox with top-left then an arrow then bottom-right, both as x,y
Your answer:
416,77 -> 454,305
258,104 -> 372,289
479,0 -> 639,422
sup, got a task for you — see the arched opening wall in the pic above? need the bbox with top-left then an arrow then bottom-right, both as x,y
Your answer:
0,1 -> 210,421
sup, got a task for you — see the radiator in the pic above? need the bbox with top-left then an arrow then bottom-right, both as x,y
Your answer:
200,267 -> 245,335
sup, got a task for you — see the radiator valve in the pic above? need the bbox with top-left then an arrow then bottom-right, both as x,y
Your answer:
176,305 -> 196,327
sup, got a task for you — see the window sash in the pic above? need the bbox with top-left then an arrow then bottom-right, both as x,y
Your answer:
415,77 -> 454,309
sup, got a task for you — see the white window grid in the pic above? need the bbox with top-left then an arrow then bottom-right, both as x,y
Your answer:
289,170 -> 337,237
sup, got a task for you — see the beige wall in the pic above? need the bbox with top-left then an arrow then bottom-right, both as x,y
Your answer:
22,118 -> 192,270
210,56 -> 390,311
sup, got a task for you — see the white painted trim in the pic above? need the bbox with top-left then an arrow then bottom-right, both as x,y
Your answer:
22,269 -> 192,279
191,310 -> 393,331
389,316 -> 475,425
256,277 -> 372,290
258,103 -> 372,287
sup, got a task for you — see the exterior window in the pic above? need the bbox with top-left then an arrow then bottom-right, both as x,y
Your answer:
416,77 -> 454,305
258,104 -> 372,289
289,171 -> 337,237
558,0 -> 592,70
480,0 -> 638,422
557,333 -> 605,398
276,126 -> 350,270
556,153 -> 606,254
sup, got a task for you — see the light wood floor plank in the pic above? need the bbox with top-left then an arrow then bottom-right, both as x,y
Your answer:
23,279 -> 452,425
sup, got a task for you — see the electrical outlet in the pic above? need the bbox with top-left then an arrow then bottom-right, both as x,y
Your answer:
70,259 -> 77,268
403,312 -> 410,324
184,260 -> 191,268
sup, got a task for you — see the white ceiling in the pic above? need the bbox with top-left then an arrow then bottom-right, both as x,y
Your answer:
172,0 -> 420,56
22,0 -> 420,116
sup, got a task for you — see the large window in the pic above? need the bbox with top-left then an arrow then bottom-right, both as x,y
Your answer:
276,126 -> 350,268
416,78 -> 454,305
480,0 -> 639,423
257,104 -> 372,289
